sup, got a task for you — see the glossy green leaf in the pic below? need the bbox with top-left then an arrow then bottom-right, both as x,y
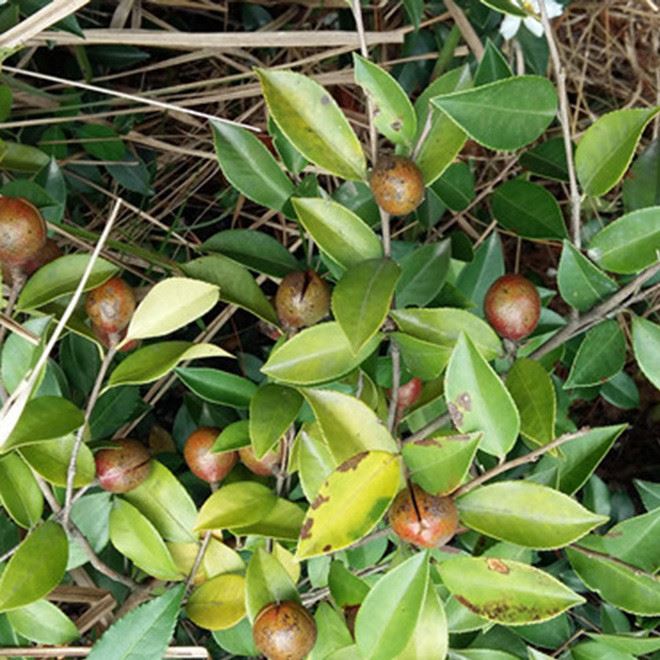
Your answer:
229,496 -> 304,541
106,341 -> 230,389
0,452 -> 43,528
182,254 -> 278,324
122,461 -> 197,542
211,120 -> 294,212
296,451 -> 401,559
213,420 -> 250,452
458,481 -> 607,549
587,633 -> 660,655
631,315 -> 660,389
16,254 -> 118,311
0,521 -> 68,613
89,386 -> 143,441
261,322 -> 381,386
437,557 -> 584,625
6,600 -> 78,645
391,332 -> 452,380
355,553 -> 429,660
623,138 -> 660,212
257,68 -> 366,180
298,423 -> 337,502
635,478 -> 660,511
245,547 -> 298,622
77,124 -> 125,161
455,231 -> 504,312
396,240 -> 451,308
567,545 -> 660,616
587,206 -> 660,274
186,574 -> 246,631
175,367 -> 256,409
109,499 -> 182,581
333,258 -> 400,353
557,241 -> 618,312
309,601 -> 354,660
601,370 -> 640,410
403,432 -> 481,495
565,320 -> 625,388
87,585 -> 184,660
0,141 -> 50,173
328,560 -> 370,607
520,137 -> 570,182
202,229 -> 300,278
250,384 -> 302,458
432,162 -> 475,211
491,179 -> 567,239
474,39 -> 513,86
20,435 -> 95,488
391,308 -> 501,361
506,358 -> 555,447
293,197 -> 382,270
353,54 -> 417,148
269,116 -> 308,175
301,388 -> 398,462
432,76 -> 557,151
575,107 -> 660,196
445,333 -> 520,458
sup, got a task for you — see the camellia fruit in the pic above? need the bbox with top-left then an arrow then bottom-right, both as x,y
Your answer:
388,483 -> 458,549
183,427 -> 237,484
275,270 -> 330,331
85,277 -> 136,337
388,376 -> 423,410
95,438 -> 152,493
252,600 -> 317,660
0,196 -> 47,269
484,273 -> 541,341
239,443 -> 281,477
369,155 -> 425,216
2,237 -> 61,285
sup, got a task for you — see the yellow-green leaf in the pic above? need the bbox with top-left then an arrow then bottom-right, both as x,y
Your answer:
186,574 -> 246,631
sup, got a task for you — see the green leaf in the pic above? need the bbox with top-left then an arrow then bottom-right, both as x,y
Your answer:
587,633 -> 660,655
557,241 -> 618,312
16,254 -> 118,311
474,39 -> 513,86
631,315 -> 660,390
333,258 -> 400,353
269,116 -> 308,175
575,107 -> 660,196
88,585 -> 184,660
229,497 -> 304,541
520,137 -> 570,182
491,179 -> 567,239
296,451 -> 401,559
457,481 -> 608,549
565,320 -> 626,389
506,358 -> 555,448
109,499 -> 182,581
213,420 -> 251,452
445,333 -> 520,458
455,231 -> 504,312
182,254 -> 278,325
403,433 -> 481,495
601,370 -> 640,410
256,68 -> 366,180
298,423 -> 337,502
432,162 -> 475,212
635,478 -> 660,511
437,557 -> 584,625
77,124 -> 126,161
567,545 -> 660,616
308,601 -> 353,660
396,240 -> 451,308
175,367 -> 256,409
20,435 -> 95,488
211,120 -> 294,212
6,600 -> 78,645
293,198 -> 382,270
186,574 -> 246,631
0,521 -> 68,613
202,229 -> 300,278
301,388 -> 398,462
106,342 -> 230,389
245,547 -> 298,622
587,206 -> 660,274
391,308 -> 501,361
478,0 -> 528,16
0,452 -> 43,528
623,138 -> 660,212
355,553 -> 429,660
353,54 -> 417,149
2,396 -> 83,452
122,461 -> 197,542
249,384 -> 302,458
431,76 -> 557,151
261,322 -> 381,386
397,582 -> 448,660
328,561 -> 370,607
391,332 -> 452,380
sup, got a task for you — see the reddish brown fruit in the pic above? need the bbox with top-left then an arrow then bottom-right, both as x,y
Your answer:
239,443 -> 281,477
93,324 -> 140,352
388,377 -> 423,410
369,156 -> 425,216
95,438 -> 152,493
0,196 -> 47,268
275,270 -> 330,331
85,277 -> 136,335
183,427 -> 237,484
389,483 -> 458,549
253,601 -> 317,660
484,274 -> 541,341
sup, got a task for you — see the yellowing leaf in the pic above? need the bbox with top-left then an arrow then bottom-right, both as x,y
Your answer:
186,574 -> 246,630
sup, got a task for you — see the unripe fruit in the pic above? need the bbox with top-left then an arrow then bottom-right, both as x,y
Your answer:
239,443 -> 281,477
183,427 -> 237,483
0,197 -> 47,267
369,156 -> 425,216
388,483 -> 458,549
484,274 -> 541,341
275,270 -> 330,332
388,377 -> 423,410
85,277 -> 136,335
95,438 -> 151,493
253,601 -> 317,660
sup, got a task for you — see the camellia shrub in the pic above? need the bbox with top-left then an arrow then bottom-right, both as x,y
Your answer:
0,1 -> 658,659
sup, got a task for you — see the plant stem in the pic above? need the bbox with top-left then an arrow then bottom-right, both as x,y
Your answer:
185,532 -> 212,595
387,342 -> 401,434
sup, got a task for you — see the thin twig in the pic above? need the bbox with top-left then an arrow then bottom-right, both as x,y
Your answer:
404,412 -> 451,445
0,277 -> 24,350
443,0 -> 484,61
387,343 -> 401,434
184,532 -> 212,595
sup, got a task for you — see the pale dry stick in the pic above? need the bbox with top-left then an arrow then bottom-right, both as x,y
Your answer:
0,277 -> 25,349
443,0 -> 484,61
539,2 -> 583,250
387,343 -> 401,434
0,200 -> 121,448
